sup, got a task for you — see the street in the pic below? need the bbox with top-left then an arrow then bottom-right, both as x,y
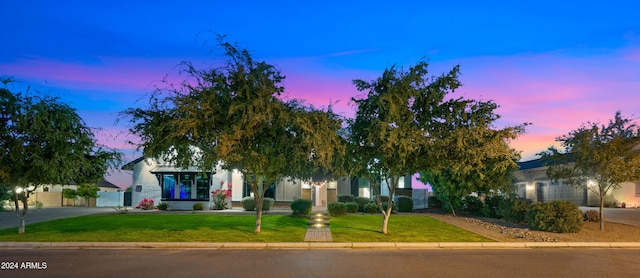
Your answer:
2,249 -> 639,277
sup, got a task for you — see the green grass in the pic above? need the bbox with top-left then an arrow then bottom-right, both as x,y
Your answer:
330,215 -> 493,242
0,214 -> 492,242
0,214 -> 308,242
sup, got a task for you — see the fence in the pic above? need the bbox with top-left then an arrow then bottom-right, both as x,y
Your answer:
96,192 -> 125,207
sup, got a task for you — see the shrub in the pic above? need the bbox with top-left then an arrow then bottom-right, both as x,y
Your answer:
376,195 -> 390,202
136,198 -> 155,210
241,196 -> 255,211
345,202 -> 359,213
526,201 -> 583,233
262,197 -> 275,211
396,195 -> 413,212
363,202 -> 378,213
355,197 -> 370,212
35,200 -> 43,209
290,199 -> 312,216
157,202 -> 169,210
428,195 -> 443,209
193,203 -> 204,210
328,201 -> 346,216
482,195 -> 504,218
381,202 -> 397,213
498,197 -> 531,224
583,209 -> 600,222
461,195 -> 484,215
337,194 -> 355,203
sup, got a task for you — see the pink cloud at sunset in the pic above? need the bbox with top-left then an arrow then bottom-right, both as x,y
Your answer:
0,57 -> 182,94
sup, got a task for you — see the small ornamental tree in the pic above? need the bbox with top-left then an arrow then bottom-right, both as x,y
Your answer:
0,82 -> 120,233
539,111 -> 640,231
76,183 -> 99,207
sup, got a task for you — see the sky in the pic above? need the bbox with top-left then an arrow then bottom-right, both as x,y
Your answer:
1,1 -> 639,189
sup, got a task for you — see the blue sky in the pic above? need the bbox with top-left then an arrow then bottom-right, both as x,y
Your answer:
2,1 -> 639,188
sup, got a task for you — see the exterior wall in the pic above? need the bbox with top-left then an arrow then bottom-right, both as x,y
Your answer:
275,177 -> 302,201
327,188 -> 337,203
131,158 -> 162,208
28,192 -> 62,207
514,167 -> 549,202
515,162 -> 640,207
412,189 -> 431,209
337,177 -> 351,196
301,188 -> 311,200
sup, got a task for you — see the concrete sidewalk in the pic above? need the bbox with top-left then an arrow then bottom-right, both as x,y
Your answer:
2,241 -> 640,249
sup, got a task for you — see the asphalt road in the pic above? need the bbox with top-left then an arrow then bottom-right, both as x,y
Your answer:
1,249 -> 639,277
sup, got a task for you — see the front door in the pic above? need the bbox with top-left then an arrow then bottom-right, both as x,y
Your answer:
311,184 -> 327,207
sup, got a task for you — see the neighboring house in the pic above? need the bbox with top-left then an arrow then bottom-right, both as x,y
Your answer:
37,180 -> 121,193
122,157 -> 414,210
24,179 -> 122,207
514,157 -> 640,208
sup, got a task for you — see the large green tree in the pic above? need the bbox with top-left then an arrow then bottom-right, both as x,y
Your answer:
349,60 -> 465,234
0,84 -> 120,233
124,39 -> 345,234
539,111 -> 640,231
420,99 -> 526,216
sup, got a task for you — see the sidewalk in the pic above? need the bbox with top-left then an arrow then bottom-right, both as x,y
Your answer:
2,241 -> 640,249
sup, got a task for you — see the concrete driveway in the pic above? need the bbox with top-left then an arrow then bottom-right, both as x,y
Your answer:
0,207 -> 116,230
580,206 -> 640,226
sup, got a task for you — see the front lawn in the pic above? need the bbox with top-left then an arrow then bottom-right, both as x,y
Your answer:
0,213 -> 492,242
331,215 -> 492,242
0,214 -> 308,242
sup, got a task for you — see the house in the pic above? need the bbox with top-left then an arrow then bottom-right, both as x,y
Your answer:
122,157 -> 415,210
36,180 -> 121,193
514,157 -> 640,208
24,179 -> 122,207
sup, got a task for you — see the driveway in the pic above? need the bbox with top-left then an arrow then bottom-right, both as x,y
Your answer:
0,207 -> 116,230
579,206 -> 640,226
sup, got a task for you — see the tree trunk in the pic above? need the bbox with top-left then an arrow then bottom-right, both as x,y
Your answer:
14,193 -> 28,234
599,196 -> 605,231
381,212 -> 390,234
254,195 -> 263,234
449,196 -> 457,217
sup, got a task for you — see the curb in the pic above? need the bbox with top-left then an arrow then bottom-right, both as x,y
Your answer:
1,242 -> 640,249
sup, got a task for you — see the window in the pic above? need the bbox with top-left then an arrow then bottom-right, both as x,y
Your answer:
179,174 -> 193,199
160,173 -> 210,200
196,173 -> 210,199
162,174 -> 176,199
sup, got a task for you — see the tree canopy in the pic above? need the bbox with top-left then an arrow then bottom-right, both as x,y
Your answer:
350,60 -> 526,230
420,99 -> 526,215
540,111 -> 640,230
0,84 -> 120,233
124,39 -> 345,233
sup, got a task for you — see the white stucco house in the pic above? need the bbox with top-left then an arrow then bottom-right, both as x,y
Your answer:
514,157 -> 640,208
122,156 -> 415,210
